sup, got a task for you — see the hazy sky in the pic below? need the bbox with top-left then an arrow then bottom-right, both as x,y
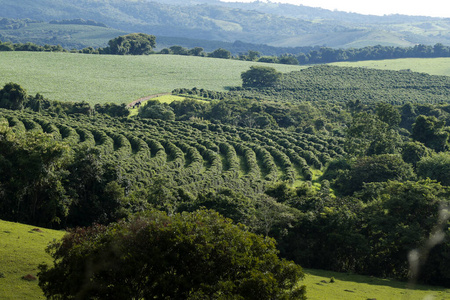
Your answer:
221,0 -> 450,18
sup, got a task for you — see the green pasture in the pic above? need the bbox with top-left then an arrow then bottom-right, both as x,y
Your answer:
303,268 -> 450,300
0,220 -> 65,300
0,52 -> 304,105
331,57 -> 450,77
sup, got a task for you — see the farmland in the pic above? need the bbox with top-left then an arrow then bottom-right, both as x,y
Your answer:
0,52 -> 304,104
332,57 -> 450,77
1,50 -> 450,297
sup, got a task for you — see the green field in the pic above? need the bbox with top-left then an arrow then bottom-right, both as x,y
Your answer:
332,57 -> 450,77
0,52 -> 304,105
303,269 -> 450,300
0,220 -> 65,300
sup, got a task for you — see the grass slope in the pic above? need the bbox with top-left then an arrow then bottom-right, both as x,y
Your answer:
0,52 -> 304,105
0,220 -> 65,300
303,269 -> 450,300
331,58 -> 450,77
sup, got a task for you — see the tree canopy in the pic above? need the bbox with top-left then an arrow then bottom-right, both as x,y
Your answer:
38,210 -> 306,299
107,33 -> 156,55
241,66 -> 282,88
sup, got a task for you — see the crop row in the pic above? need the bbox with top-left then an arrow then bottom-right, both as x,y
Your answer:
0,109 -> 345,194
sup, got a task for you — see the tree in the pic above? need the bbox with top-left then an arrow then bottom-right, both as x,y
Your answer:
411,115 -> 449,152
345,112 -> 401,156
376,102 -> 401,128
208,48 -> 231,59
332,154 -> 415,196
401,141 -> 432,167
38,210 -> 306,299
0,122 -> 71,227
0,82 -> 27,110
169,45 -> 188,55
138,100 -> 175,121
241,66 -> 282,88
107,33 -> 156,55
278,55 -> 299,65
359,180 -> 450,282
188,47 -> 204,56
417,152 -> 450,186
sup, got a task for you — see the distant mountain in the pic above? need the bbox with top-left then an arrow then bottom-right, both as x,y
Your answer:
0,0 -> 449,50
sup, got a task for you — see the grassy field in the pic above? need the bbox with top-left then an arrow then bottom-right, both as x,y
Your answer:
331,57 -> 450,77
0,220 -> 65,300
0,52 -> 304,105
303,268 -> 450,300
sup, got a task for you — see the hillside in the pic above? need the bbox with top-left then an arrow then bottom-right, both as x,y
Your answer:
0,220 -> 65,300
2,51 -> 450,293
0,18 -> 127,49
2,52 -> 450,106
0,0 -> 449,50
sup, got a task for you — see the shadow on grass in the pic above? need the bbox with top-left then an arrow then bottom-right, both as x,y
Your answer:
304,268 -> 449,292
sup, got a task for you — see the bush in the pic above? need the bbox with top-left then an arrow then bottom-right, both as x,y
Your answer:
38,210 -> 306,299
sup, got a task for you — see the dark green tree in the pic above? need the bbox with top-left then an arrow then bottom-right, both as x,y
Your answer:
38,210 -> 306,299
359,180 -> 450,281
241,66 -> 282,88
411,115 -> 449,152
138,100 -> 175,121
208,48 -> 231,59
107,33 -> 156,55
0,123 -> 71,227
401,141 -> 432,167
0,82 -> 27,110
417,152 -> 450,186
188,47 -> 204,56
333,154 -> 415,196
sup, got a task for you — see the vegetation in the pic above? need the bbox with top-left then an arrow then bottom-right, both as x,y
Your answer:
2,220 -> 448,300
1,0 -> 450,49
38,210 -> 306,299
2,34 -> 450,297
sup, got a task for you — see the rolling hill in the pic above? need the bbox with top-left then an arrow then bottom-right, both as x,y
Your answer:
0,0 -> 449,51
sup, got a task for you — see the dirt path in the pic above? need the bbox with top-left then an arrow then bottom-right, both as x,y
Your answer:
127,92 -> 171,108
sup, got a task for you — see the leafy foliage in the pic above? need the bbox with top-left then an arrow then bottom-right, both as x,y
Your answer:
241,66 -> 282,88
38,210 -> 306,299
107,33 -> 156,55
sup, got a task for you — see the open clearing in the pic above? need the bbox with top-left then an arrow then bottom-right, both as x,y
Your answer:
0,52 -> 304,105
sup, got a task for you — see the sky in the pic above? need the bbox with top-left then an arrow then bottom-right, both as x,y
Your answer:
220,0 -> 450,18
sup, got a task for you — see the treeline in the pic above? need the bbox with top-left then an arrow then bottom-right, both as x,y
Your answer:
0,17 -> 41,30
0,82 -> 129,117
2,32 -> 450,66
49,18 -> 108,27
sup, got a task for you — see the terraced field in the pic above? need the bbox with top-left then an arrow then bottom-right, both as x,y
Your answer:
0,108 -> 344,194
